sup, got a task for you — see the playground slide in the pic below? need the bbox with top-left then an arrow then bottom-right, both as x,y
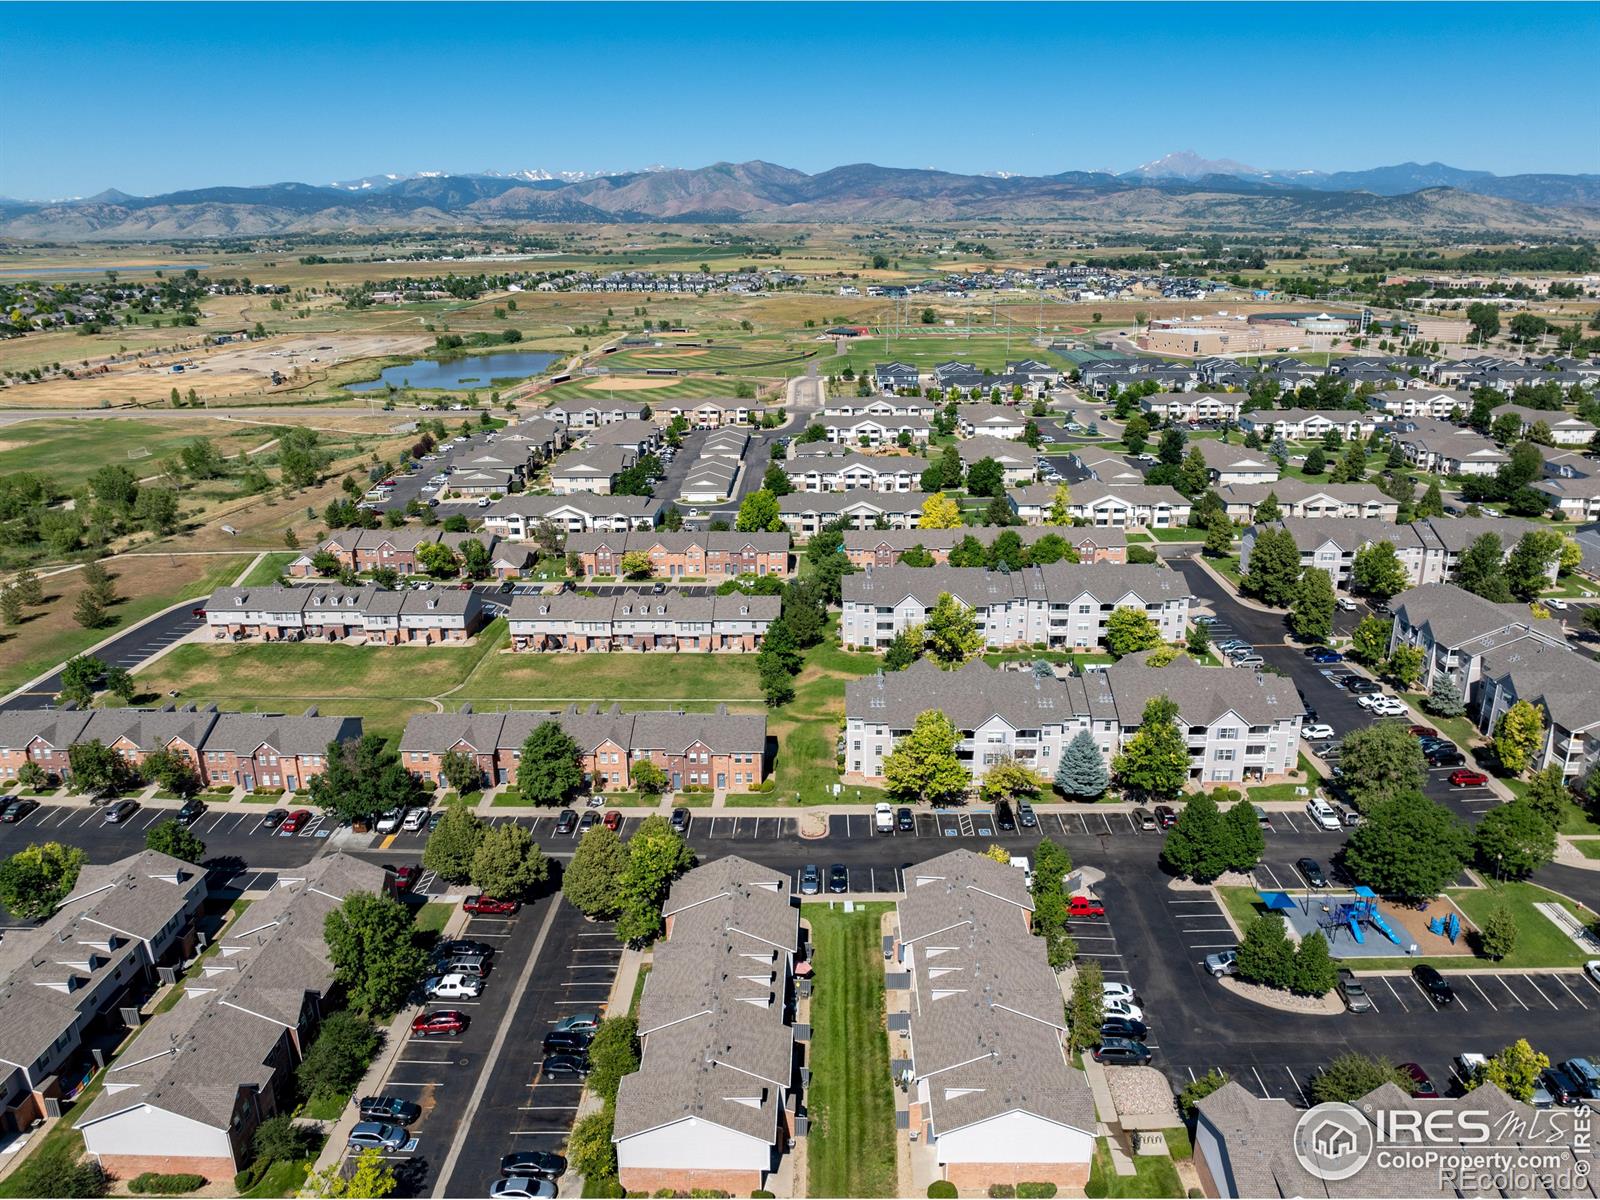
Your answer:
1367,910 -> 1403,946
1347,915 -> 1365,944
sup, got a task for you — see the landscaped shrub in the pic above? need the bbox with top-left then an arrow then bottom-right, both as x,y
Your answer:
989,1186 -> 1017,1198
928,1184 -> 958,1199
1017,1185 -> 1058,1199
129,1172 -> 205,1194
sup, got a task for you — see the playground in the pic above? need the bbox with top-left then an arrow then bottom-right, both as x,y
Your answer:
1265,887 -> 1478,959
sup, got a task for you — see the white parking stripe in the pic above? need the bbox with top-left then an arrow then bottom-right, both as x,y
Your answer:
1554,975 -> 1588,1009
1381,977 -> 1409,1011
1525,976 -> 1559,1009
1498,976 -> 1530,1010
1285,1067 -> 1309,1105
1467,976 -> 1497,1011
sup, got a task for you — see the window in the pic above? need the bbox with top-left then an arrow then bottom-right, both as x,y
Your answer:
1217,727 -> 1239,741
1215,749 -> 1235,762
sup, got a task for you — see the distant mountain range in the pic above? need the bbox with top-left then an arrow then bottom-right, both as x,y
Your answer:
2,156 -> 1597,240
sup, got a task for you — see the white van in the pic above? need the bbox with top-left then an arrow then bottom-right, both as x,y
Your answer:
1306,796 -> 1341,831
1011,856 -> 1033,890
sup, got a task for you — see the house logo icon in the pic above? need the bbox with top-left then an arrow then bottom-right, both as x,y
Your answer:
1293,1102 -> 1373,1181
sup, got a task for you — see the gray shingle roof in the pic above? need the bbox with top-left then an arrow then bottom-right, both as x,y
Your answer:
841,562 -> 1184,610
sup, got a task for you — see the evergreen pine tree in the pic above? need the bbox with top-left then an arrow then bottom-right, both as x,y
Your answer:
1054,730 -> 1109,799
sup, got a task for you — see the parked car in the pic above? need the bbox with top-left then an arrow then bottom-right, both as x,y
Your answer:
578,811 -> 599,834
375,809 -> 403,834
347,1122 -> 408,1151
1206,950 -> 1238,978
1099,1016 -> 1148,1042
1347,678 -> 1381,695
1017,802 -> 1037,829
489,1178 -> 557,1199
1102,981 -> 1137,1003
412,1010 -> 469,1037
1542,1065 -> 1582,1106
1560,1058 -> 1600,1099
463,895 -> 519,915
1103,997 -> 1144,1023
541,1052 -> 591,1077
1412,964 -> 1455,1006
1400,1062 -> 1439,1098
1584,960 -> 1600,989
261,807 -> 288,829
359,1096 -> 422,1125
0,798 -> 39,823
1067,895 -> 1106,918
499,1152 -> 566,1181
1297,858 -> 1329,888
670,807 -> 690,834
103,799 -> 139,824
1092,1038 -> 1153,1065
542,1029 -> 594,1054
554,810 -> 578,836
1449,770 -> 1489,788
553,1010 -> 600,1035
600,809 -> 623,832
896,806 -> 915,832
392,864 -> 419,893
434,939 -> 493,961
1153,804 -> 1177,829
1132,807 -> 1157,831
799,864 -> 821,895
1336,969 -> 1372,1013
175,798 -> 207,825
424,973 -> 483,1000
402,806 -> 430,832
828,863 -> 849,893
280,808 -> 312,833
994,800 -> 1016,832
1427,748 -> 1466,768
1302,724 -> 1335,741
1310,650 -> 1344,664
1409,725 -> 1438,738
875,802 -> 895,833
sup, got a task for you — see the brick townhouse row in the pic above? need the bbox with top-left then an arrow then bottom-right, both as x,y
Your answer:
288,528 -> 529,580
204,584 -> 485,644
398,704 -> 768,792
507,590 -> 780,651
565,531 -> 790,579
0,706 -> 361,792
841,526 -> 1127,569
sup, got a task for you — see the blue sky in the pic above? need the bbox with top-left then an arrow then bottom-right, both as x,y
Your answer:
5,2 -> 1596,198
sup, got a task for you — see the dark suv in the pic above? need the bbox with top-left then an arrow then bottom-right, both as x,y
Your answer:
993,800 -> 1016,832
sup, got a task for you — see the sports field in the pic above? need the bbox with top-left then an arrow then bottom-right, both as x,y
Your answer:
0,418 -> 270,488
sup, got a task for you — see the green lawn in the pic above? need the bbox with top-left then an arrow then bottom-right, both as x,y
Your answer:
770,628 -> 888,805
0,418 -> 267,491
1573,840 -> 1600,860
628,963 -> 652,1018
1084,1138 -> 1184,1199
805,902 -> 897,1199
1145,527 -> 1204,542
238,1157 -> 315,1199
461,649 -> 761,702
239,550 -> 299,586
413,900 -> 452,937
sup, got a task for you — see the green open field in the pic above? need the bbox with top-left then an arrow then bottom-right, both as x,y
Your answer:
804,902 -> 897,1199
533,372 -> 777,406
0,417 -> 269,489
828,334 -> 1071,376
602,341 -> 814,373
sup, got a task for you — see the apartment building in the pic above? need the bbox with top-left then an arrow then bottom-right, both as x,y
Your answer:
288,528 -> 499,578
958,435 -> 1037,485
541,396 -> 651,427
1238,408 -> 1383,441
0,706 -> 360,793
1137,392 -> 1243,423
1388,582 -> 1568,699
660,396 -> 770,428
1195,439 -> 1279,485
839,562 -> 1190,651
1393,425 -> 1509,476
1366,389 -> 1472,420
781,450 -> 929,493
1487,403 -> 1596,446
895,850 -> 1096,1191
1535,473 -> 1600,520
614,856 -> 798,1193
1239,517 -> 1551,592
1215,480 -> 1399,523
566,531 -> 790,579
494,417 -> 570,461
399,705 -> 767,792
482,492 -> 664,536
822,396 -> 937,419
1067,450 -> 1147,487
507,590 -> 779,651
204,584 -> 485,644
955,405 -> 1028,439
777,490 -> 931,535
841,526 -> 1126,568
821,415 -> 931,447
1052,481 -> 1192,529
584,418 -> 663,454
75,855 -> 386,1181
873,362 -> 921,394
0,851 -> 207,1138
844,657 -> 1302,786
1476,640 -> 1600,780
548,445 -> 639,494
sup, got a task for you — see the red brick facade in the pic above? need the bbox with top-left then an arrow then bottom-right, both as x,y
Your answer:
943,1161 -> 1091,1193
402,737 -> 765,792
578,539 -> 789,580
617,1167 -> 763,1194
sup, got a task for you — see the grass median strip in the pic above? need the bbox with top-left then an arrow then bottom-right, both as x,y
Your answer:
805,901 -> 897,1199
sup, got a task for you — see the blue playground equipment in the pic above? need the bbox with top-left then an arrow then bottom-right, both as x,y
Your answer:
1317,886 -> 1403,946
1428,912 -> 1462,943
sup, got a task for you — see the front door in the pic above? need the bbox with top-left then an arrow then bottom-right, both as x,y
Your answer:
672,771 -> 682,789
717,772 -> 726,789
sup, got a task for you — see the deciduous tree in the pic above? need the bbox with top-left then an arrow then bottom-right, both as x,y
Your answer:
1336,722 -> 1427,812
1290,567 -> 1334,642
615,814 -> 695,947
1473,799 -> 1556,878
924,592 -> 982,665
0,842 -> 86,920
919,492 -> 962,529
1493,699 -> 1545,776
1105,605 -> 1161,657
514,721 -> 584,805
145,819 -> 206,863
470,821 -> 550,897
563,826 -> 630,918
1113,695 -> 1188,802
1351,541 -> 1409,601
883,710 -> 970,806
421,806 -> 483,882
323,891 -> 428,1018
1344,792 -> 1469,901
